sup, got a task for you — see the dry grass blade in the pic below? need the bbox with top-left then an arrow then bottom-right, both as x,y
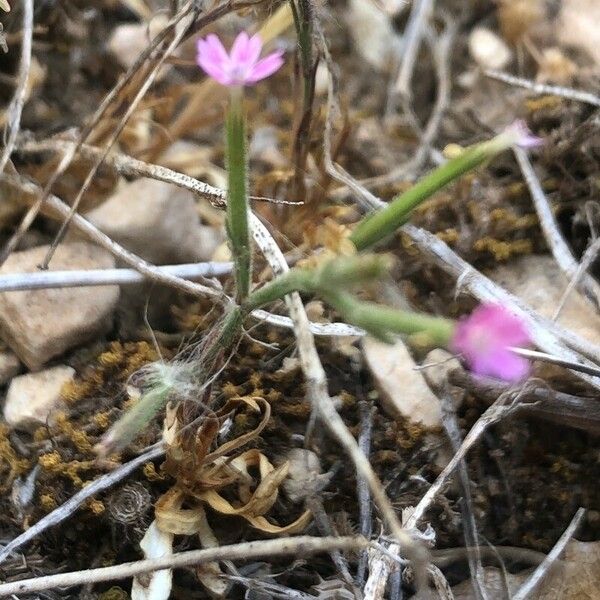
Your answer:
511,508 -> 585,600
0,0 -> 32,173
514,146 -> 600,309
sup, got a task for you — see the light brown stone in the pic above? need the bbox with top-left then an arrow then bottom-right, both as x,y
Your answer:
0,243 -> 119,369
4,366 -> 74,430
362,337 -> 442,428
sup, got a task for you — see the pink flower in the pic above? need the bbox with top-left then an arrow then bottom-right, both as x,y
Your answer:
503,120 -> 543,149
196,32 -> 284,87
451,303 -> 532,382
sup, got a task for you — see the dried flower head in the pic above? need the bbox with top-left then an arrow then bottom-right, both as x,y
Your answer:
451,303 -> 532,382
196,31 -> 284,87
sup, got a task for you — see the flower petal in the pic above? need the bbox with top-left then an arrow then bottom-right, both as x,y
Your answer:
197,55 -> 232,86
246,50 -> 284,83
230,31 -> 251,66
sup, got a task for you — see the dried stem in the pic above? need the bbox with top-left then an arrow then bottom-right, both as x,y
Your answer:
0,0 -> 33,174
0,536 -> 367,597
0,444 -> 165,566
511,508 -> 585,600
514,146 -> 600,308
485,69 -> 600,108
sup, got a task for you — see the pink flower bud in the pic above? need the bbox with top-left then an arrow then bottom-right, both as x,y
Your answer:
451,303 -> 532,382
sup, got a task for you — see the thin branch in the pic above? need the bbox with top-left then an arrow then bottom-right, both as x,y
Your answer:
554,236 -> 600,321
0,0 -> 33,173
393,0 -> 434,98
511,508 -> 585,600
0,174 -> 222,299
405,385 -> 529,529
513,146 -> 600,309
0,444 -> 165,566
356,402 -> 375,586
0,536 -> 367,597
485,69 -> 600,108
0,262 -> 232,291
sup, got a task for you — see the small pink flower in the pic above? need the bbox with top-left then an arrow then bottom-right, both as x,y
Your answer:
503,119 -> 543,149
451,303 -> 532,382
196,31 -> 284,87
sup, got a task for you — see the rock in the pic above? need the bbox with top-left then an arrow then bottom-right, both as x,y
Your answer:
0,351 -> 21,385
107,16 -> 172,75
4,366 -> 75,430
0,243 -> 119,369
421,349 -> 464,409
490,255 -> 600,344
362,337 -> 442,428
85,178 -> 221,265
468,27 -> 512,70
346,0 -> 398,71
281,449 -> 332,504
559,0 -> 600,66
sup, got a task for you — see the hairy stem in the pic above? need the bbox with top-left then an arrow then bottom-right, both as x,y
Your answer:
226,88 -> 251,301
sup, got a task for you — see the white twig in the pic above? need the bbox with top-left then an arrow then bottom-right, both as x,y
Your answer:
394,0 -> 434,97
0,445 -> 165,566
514,146 -> 600,308
0,174 -> 222,299
0,263 -> 232,291
0,536 -> 367,597
0,0 -> 33,173
554,236 -> 600,321
511,508 -> 585,600
485,70 -> 600,107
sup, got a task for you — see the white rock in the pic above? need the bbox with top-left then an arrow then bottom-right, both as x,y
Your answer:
85,178 -> 221,265
362,337 -> 442,429
108,16 -> 171,75
469,27 -> 512,70
0,243 -> 119,370
346,0 -> 398,71
490,255 -> 600,344
4,366 -> 75,430
0,351 -> 21,385
559,0 -> 600,66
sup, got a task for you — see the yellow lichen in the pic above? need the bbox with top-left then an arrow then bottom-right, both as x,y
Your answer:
473,237 -> 532,261
39,494 -> 57,511
87,499 -> 105,515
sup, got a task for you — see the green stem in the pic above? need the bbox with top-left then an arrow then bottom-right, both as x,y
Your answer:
350,132 -> 521,251
322,289 -> 456,346
226,87 -> 251,302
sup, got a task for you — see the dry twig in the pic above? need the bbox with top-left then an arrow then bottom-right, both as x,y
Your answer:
511,508 -> 585,600
0,445 -> 165,566
514,146 -> 600,308
485,69 -> 600,108
0,0 -> 33,174
0,536 -> 368,597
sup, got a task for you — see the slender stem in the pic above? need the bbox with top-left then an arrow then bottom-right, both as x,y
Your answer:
350,133 -> 520,251
226,87 -> 251,302
322,289 -> 455,345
